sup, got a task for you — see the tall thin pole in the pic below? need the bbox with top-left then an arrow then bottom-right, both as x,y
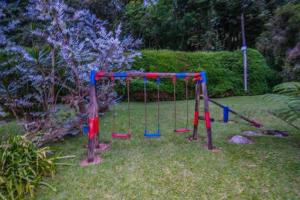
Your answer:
241,9 -> 248,91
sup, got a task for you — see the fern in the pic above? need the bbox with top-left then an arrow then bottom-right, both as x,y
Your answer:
265,82 -> 300,128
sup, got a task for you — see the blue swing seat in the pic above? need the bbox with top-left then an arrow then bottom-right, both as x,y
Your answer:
144,129 -> 161,138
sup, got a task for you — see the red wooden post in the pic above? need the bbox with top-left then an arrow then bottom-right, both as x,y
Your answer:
87,84 -> 98,162
192,80 -> 200,140
201,72 -> 213,150
81,70 -> 101,166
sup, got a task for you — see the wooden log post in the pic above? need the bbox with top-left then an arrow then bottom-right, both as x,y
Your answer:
201,72 -> 213,150
87,70 -> 99,162
94,83 -> 100,149
192,80 -> 200,140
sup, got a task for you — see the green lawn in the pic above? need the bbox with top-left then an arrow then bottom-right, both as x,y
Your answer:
30,96 -> 300,199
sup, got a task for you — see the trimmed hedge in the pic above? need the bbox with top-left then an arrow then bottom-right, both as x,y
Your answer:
126,48 -> 276,100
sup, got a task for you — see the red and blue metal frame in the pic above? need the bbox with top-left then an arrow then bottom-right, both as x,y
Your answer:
85,70 -> 214,164
94,71 -> 202,80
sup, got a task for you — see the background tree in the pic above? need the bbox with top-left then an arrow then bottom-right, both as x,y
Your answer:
257,3 -> 300,80
122,0 -> 293,51
0,0 -> 34,120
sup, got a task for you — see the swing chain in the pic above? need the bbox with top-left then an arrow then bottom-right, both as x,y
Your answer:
157,77 -> 160,131
173,76 -> 177,130
184,77 -> 189,128
144,77 -> 147,132
111,77 -> 116,133
126,77 -> 131,134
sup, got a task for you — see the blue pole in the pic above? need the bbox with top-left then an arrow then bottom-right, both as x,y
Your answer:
90,70 -> 96,86
223,106 -> 229,123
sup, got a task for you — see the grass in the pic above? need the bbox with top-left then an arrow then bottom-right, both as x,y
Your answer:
2,96 -> 300,199
0,120 -> 23,140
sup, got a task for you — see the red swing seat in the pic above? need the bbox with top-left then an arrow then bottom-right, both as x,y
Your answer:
173,76 -> 192,134
111,77 -> 132,140
174,128 -> 191,133
112,132 -> 131,139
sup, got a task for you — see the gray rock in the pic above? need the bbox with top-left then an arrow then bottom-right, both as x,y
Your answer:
229,135 -> 253,144
241,130 -> 262,136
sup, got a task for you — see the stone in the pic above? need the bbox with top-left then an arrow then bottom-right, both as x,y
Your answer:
228,135 -> 253,144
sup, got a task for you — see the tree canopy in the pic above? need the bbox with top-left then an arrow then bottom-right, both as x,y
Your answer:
122,0 -> 295,51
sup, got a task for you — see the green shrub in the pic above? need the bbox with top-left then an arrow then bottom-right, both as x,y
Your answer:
0,136 -> 57,199
127,48 -> 275,99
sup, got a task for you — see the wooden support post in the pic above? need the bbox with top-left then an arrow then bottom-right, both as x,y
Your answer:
192,81 -> 200,140
94,84 -> 100,149
87,83 -> 99,162
201,72 -> 213,150
81,71 -> 102,166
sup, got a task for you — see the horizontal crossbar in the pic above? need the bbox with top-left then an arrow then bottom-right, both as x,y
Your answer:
94,71 -> 204,80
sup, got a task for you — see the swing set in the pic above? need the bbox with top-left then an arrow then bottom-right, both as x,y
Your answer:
84,71 -> 213,165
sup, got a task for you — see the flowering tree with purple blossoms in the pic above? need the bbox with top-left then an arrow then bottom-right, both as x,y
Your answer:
0,0 -> 140,145
27,0 -> 140,114
0,1 -> 35,120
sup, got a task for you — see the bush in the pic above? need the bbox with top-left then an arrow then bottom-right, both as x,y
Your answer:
0,136 -> 57,199
127,48 -> 276,99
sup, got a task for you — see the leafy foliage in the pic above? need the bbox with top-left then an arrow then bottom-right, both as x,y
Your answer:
0,136 -> 58,199
123,0 -> 293,51
257,3 -> 300,80
0,0 -> 62,123
0,0 -> 35,120
65,0 -> 125,28
265,82 -> 300,127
